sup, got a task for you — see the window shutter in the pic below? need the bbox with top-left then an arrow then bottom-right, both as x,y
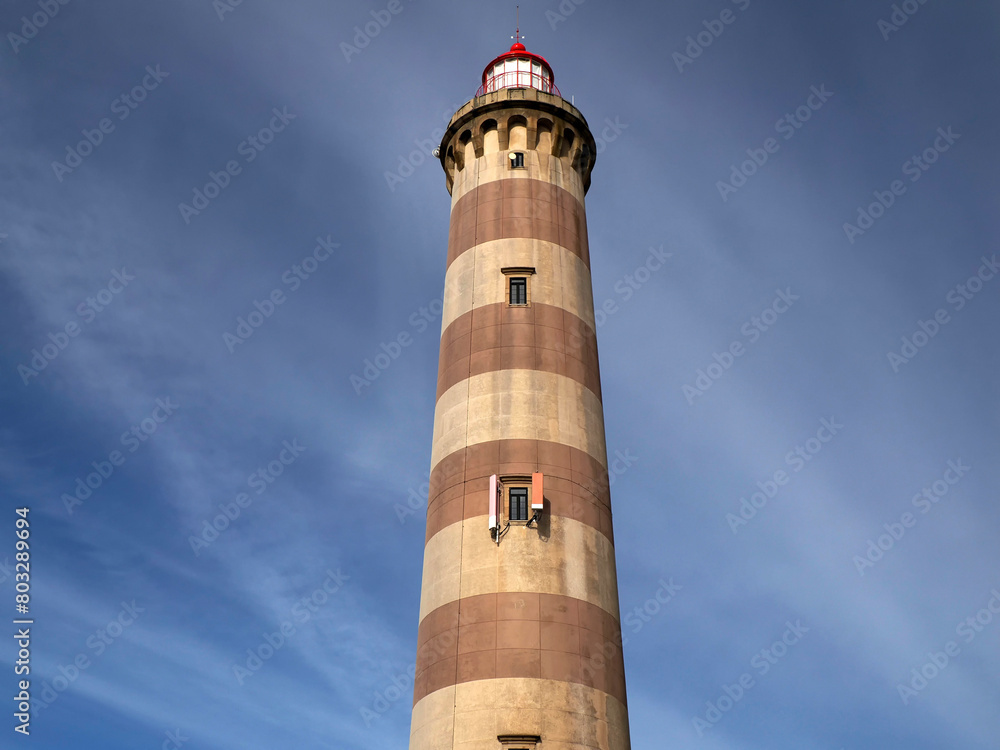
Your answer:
489,474 -> 500,531
531,472 -> 544,510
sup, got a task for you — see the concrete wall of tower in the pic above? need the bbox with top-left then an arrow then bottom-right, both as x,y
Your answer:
409,87 -> 631,750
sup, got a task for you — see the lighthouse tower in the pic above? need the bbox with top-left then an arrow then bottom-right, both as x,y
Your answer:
409,33 -> 631,750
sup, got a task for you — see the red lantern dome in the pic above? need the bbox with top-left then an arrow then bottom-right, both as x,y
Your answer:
476,40 -> 560,97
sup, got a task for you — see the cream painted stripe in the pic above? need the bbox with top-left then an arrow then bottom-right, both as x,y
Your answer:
431,369 -> 608,471
410,679 -> 631,750
450,148 -> 587,208
441,238 -> 596,335
417,514 -> 622,622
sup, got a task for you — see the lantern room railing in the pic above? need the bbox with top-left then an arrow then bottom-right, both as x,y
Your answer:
476,70 -> 561,98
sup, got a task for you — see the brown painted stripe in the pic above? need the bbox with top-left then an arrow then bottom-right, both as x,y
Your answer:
425,439 -> 614,545
413,592 -> 627,707
447,179 -> 589,270
436,302 -> 601,401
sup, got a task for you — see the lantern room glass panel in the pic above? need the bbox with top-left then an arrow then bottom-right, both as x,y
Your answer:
481,52 -> 556,96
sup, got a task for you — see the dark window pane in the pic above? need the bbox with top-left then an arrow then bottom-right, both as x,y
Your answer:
511,152 -> 524,168
509,487 -> 528,521
510,277 -> 527,305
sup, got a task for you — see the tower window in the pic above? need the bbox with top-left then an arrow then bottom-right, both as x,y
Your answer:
499,734 -> 541,750
509,277 -> 527,305
509,151 -> 525,169
508,487 -> 528,521
502,267 -> 534,307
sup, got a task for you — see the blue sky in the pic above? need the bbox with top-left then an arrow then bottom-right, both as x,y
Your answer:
1,0 -> 998,748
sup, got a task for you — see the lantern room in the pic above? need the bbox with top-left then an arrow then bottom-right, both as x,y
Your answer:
476,41 -> 560,97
